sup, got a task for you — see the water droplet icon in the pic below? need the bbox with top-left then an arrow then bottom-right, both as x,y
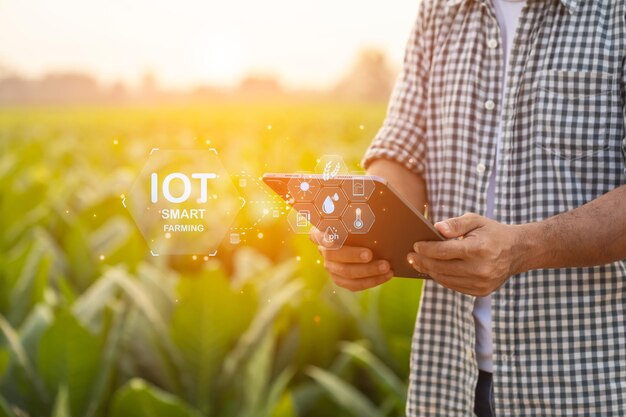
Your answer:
332,192 -> 339,201
322,195 -> 335,214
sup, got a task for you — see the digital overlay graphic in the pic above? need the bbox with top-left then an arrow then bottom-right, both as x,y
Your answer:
124,148 -> 244,256
125,152 -> 376,255
285,155 -> 377,250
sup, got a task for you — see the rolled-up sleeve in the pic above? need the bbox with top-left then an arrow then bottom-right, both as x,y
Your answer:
362,1 -> 432,176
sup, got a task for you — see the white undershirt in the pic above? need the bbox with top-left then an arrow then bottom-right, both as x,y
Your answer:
473,0 -> 525,374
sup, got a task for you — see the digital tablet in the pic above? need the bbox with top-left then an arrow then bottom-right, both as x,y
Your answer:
262,173 -> 444,279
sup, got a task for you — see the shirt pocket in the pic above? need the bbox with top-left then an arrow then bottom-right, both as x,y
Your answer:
535,69 -> 616,160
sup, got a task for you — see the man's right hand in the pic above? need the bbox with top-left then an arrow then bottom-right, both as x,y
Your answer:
308,158 -> 427,292
309,226 -> 393,292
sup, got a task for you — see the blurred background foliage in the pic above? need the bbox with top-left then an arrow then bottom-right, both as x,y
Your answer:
0,103 -> 423,417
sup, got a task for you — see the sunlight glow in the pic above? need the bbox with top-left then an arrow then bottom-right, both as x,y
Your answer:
0,0 -> 419,89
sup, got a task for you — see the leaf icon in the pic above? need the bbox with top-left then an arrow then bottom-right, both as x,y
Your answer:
322,161 -> 341,181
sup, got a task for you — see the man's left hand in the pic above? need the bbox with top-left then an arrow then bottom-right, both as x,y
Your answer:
407,213 -> 526,297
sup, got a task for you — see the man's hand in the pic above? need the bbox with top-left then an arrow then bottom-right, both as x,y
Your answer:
310,227 -> 393,292
407,213 -> 525,297
309,158 -> 426,292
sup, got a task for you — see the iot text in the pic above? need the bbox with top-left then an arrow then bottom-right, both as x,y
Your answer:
151,172 -> 217,221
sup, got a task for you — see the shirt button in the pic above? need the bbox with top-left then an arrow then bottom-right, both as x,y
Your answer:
476,163 -> 486,173
484,100 -> 495,110
487,38 -> 498,49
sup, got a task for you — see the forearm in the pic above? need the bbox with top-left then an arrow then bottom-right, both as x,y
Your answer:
366,159 -> 428,212
516,184 -> 626,273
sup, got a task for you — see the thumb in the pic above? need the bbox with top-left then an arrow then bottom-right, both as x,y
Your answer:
434,213 -> 484,238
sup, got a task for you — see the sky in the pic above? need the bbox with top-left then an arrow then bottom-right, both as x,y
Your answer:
0,0 -> 419,90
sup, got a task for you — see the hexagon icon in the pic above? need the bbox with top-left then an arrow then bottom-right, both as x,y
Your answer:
340,175 -> 376,202
315,155 -> 349,187
286,202 -> 321,234
287,174 -> 321,203
126,148 -> 243,255
342,203 -> 375,234
316,218 -> 349,250
314,187 -> 348,219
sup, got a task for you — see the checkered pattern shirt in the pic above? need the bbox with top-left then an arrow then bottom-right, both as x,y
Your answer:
363,0 -> 626,415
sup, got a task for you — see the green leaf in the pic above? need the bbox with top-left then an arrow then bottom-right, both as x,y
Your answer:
109,379 -> 203,417
306,366 -> 385,417
51,385 -> 72,417
377,278 -> 422,337
8,241 -> 51,325
74,267 -> 185,395
240,332 -> 274,417
72,269 -> 120,331
170,267 -> 255,413
376,278 -> 422,372
4,206 -> 48,250
56,276 -> 77,305
290,344 -> 356,415
37,310 -> 100,417
136,263 -> 176,315
340,341 -> 406,404
230,247 -> 273,287
221,280 -> 302,384
263,368 -> 295,417
0,315 -> 48,401
110,268 -> 180,357
118,308 -> 179,394
268,393 -> 296,417
63,219 -> 96,290
88,217 -> 132,257
109,268 -> 186,394
19,304 -> 53,363
0,348 -> 9,377
84,302 -> 126,417
0,394 -> 18,417
299,294 -> 346,368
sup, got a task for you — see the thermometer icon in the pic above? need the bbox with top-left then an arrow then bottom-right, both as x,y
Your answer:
353,207 -> 363,230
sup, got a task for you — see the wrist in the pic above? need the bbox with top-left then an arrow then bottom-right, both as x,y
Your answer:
511,222 -> 544,274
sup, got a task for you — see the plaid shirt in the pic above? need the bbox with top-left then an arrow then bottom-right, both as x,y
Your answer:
363,0 -> 626,415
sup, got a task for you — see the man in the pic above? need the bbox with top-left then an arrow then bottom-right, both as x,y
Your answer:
310,0 -> 626,415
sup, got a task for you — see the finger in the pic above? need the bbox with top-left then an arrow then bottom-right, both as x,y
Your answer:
407,252 -> 471,276
430,274 -> 477,295
412,240 -> 467,260
429,274 -> 490,297
324,259 -> 391,279
332,272 -> 393,292
408,254 -> 496,296
407,253 -> 473,293
319,246 -> 372,263
309,227 -> 330,247
434,212 -> 485,239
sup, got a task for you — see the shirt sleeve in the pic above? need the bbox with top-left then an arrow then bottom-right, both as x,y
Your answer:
622,60 -> 626,176
361,1 -> 432,176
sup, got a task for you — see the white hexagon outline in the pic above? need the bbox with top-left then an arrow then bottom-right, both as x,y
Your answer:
313,186 -> 350,220
314,155 -> 350,184
342,202 -> 376,234
124,147 -> 244,256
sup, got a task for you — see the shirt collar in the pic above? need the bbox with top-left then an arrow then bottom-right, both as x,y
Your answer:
445,0 -> 585,15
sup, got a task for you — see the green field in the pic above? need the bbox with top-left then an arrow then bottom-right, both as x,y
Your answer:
0,103 -> 423,417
